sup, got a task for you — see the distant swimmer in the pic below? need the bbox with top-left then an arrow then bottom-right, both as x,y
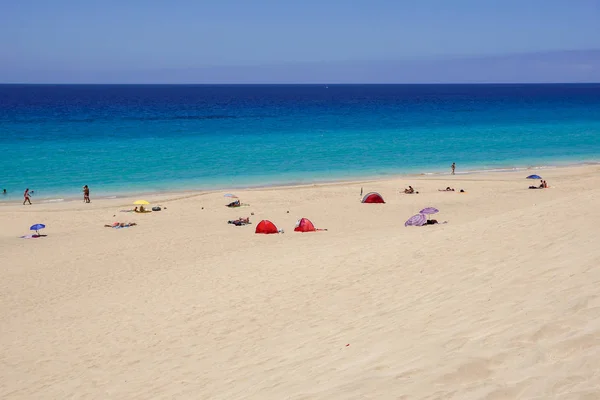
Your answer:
23,188 -> 32,205
451,162 -> 456,175
2,189 -> 6,194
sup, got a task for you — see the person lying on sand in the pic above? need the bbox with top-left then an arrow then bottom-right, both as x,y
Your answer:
226,200 -> 241,207
228,217 -> 250,226
104,222 -> 137,228
424,219 -> 448,225
403,186 -> 419,194
438,187 -> 455,191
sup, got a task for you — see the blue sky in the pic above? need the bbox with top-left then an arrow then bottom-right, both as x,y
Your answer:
2,0 -> 600,83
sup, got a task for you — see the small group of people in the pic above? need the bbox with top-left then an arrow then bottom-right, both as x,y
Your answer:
438,187 -> 465,192
21,186 -> 90,205
404,186 -> 465,194
134,206 -> 146,213
529,180 -> 549,189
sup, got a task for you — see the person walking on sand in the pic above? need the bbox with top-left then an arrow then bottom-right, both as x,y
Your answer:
23,188 -> 32,205
83,185 -> 90,203
451,162 -> 456,175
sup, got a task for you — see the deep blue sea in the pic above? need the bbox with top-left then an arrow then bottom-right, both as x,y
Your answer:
1,84 -> 600,201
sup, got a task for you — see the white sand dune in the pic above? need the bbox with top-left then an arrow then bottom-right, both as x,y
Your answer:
1,166 -> 600,399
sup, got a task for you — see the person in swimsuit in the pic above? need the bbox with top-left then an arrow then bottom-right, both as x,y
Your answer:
83,185 -> 90,203
23,188 -> 31,205
451,163 -> 456,175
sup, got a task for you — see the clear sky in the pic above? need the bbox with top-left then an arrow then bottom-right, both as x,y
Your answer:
2,0 -> 600,83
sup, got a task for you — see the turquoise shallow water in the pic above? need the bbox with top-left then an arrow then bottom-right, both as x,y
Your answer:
1,84 -> 600,201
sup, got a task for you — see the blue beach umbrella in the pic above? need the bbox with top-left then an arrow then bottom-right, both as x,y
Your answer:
30,223 -> 45,235
526,174 -> 542,179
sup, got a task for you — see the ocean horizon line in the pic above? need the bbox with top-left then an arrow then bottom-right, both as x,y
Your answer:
2,82 -> 600,86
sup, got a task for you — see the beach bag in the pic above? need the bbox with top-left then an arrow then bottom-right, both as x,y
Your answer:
152,206 -> 161,211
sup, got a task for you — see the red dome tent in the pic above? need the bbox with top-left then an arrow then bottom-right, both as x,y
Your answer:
361,192 -> 385,203
255,220 -> 279,234
294,218 -> 316,232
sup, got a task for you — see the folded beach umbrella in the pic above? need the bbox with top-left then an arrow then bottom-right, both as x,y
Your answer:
30,223 -> 45,235
419,207 -> 439,215
133,200 -> 150,205
526,174 -> 542,179
405,213 -> 427,227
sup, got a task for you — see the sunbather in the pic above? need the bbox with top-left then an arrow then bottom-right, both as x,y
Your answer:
529,180 -> 548,189
228,217 -> 250,226
438,187 -> 455,191
104,222 -> 137,228
425,219 -> 448,225
227,200 -> 241,207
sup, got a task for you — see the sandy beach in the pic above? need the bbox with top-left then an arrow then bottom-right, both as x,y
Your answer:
1,165 -> 600,399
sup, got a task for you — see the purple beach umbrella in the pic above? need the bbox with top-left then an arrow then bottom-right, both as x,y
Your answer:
405,213 -> 427,227
419,207 -> 439,215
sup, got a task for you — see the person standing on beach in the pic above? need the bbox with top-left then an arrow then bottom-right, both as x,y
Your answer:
451,162 -> 456,175
23,188 -> 32,205
83,185 -> 90,203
